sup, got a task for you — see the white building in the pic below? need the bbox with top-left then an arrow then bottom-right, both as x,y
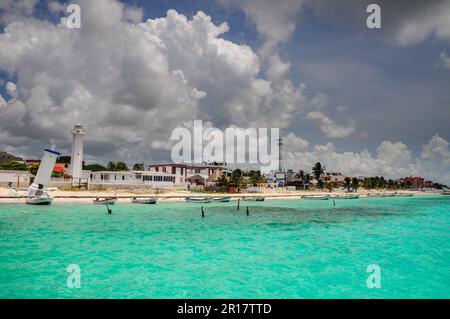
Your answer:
89,170 -> 177,188
0,170 -> 30,188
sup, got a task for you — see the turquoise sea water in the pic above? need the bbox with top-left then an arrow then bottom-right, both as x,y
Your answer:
0,195 -> 449,298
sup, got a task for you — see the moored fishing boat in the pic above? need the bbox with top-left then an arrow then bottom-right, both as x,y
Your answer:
185,197 -> 211,203
442,191 -> 450,195
380,193 -> 396,197
366,193 -> 381,197
394,193 -> 414,197
303,195 -> 330,200
93,197 -> 117,205
212,196 -> 231,202
332,194 -> 360,199
26,147 -> 61,206
131,197 -> 158,204
242,196 -> 265,201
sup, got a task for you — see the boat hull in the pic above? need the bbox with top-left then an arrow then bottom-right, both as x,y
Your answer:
25,196 -> 53,205
93,197 -> 117,205
242,197 -> 265,202
185,197 -> 211,203
131,198 -> 158,204
212,196 -> 231,202
303,195 -> 330,200
333,195 -> 360,199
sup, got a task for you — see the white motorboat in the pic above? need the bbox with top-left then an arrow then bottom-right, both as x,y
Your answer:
332,194 -> 360,199
303,195 -> 330,200
93,197 -> 118,205
131,197 -> 158,204
185,197 -> 211,203
25,195 -> 53,205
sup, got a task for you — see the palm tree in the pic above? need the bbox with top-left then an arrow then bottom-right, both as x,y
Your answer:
248,170 -> 264,187
256,175 -> 266,187
351,177 -> 359,191
312,162 -> 326,181
296,169 -> 305,180
344,177 -> 351,191
216,173 -> 229,187
231,169 -> 244,192
302,173 -> 311,189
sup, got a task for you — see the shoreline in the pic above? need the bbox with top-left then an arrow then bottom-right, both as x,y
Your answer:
0,188 -> 443,204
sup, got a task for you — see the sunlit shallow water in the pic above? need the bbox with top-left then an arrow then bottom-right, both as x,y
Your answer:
0,195 -> 449,298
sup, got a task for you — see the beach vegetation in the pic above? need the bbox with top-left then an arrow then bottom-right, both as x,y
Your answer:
231,169 -> 247,192
344,177 -> 351,191
248,170 -> 266,187
216,173 -> 229,187
0,161 -> 29,171
83,163 -> 107,172
106,161 -> 129,171
132,163 -> 145,171
351,177 -> 359,191
56,156 -> 71,163
317,178 -> 324,190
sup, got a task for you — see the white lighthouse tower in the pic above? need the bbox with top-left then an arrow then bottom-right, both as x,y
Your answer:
70,124 -> 85,181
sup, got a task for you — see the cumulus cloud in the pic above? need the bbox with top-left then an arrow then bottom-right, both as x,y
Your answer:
283,133 -> 450,185
5,81 -> 17,100
0,94 -> 7,109
47,1 -> 66,14
377,141 -> 411,163
309,0 -> 450,69
123,5 -> 144,24
0,0 -> 306,163
310,0 -> 450,45
0,0 -> 37,16
440,52 -> 450,69
386,0 -> 450,46
218,0 -> 305,52
306,111 -> 356,138
282,132 -> 309,152
422,134 -> 450,165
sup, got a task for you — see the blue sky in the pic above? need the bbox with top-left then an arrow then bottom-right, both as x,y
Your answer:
0,0 -> 449,183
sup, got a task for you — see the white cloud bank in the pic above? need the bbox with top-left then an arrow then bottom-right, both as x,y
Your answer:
283,133 -> 450,185
0,0 -> 306,162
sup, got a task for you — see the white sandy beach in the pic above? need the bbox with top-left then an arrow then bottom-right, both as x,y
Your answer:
0,187 -> 440,204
